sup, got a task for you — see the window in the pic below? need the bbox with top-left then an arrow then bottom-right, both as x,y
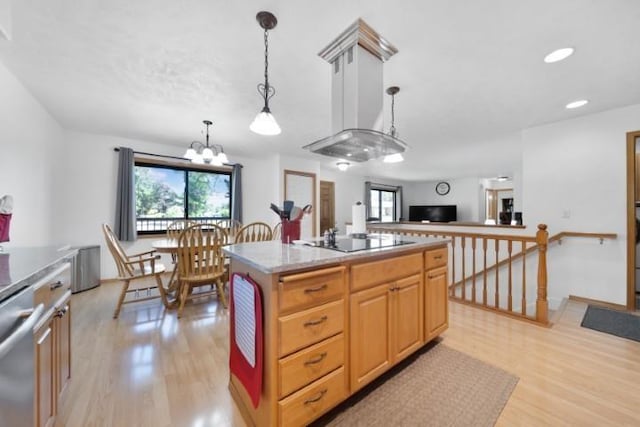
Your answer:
134,161 -> 231,234
370,189 -> 396,222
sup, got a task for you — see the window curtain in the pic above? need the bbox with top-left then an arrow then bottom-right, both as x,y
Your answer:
364,181 -> 372,219
114,147 -> 137,241
231,163 -> 243,223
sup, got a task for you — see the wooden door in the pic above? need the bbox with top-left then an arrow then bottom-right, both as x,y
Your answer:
35,318 -> 55,427
392,274 -> 423,362
56,300 -> 71,400
425,266 -> 449,341
319,181 -> 335,234
350,283 -> 391,391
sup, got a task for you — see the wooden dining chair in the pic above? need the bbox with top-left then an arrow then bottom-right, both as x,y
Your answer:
215,219 -> 242,243
166,220 -> 197,263
271,222 -> 281,241
176,223 -> 229,317
235,222 -> 273,243
102,223 -> 170,318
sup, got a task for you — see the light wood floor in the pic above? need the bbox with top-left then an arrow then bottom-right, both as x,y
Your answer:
57,280 -> 640,427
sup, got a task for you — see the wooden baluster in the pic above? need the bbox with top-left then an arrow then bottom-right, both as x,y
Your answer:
536,224 -> 549,324
482,238 -> 488,306
508,240 -> 513,312
471,237 -> 477,304
521,240 -> 527,317
494,239 -> 500,308
461,237 -> 466,301
450,236 -> 456,297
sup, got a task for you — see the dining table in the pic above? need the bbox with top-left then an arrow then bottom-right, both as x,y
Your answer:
151,238 -> 181,293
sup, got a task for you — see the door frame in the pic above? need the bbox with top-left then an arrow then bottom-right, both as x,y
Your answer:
625,130 -> 640,310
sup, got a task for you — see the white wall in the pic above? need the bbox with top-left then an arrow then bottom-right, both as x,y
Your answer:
404,177 -> 482,222
0,60 -> 64,246
522,103 -> 640,306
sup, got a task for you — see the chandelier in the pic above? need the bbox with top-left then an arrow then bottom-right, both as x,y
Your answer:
249,11 -> 281,136
183,120 -> 228,166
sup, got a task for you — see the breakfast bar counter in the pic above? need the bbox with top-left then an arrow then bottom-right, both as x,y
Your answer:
224,235 -> 450,427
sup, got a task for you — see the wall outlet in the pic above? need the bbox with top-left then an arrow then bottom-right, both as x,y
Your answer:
562,210 -> 571,219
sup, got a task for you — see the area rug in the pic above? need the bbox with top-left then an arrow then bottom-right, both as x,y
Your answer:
312,342 -> 518,427
581,305 -> 640,343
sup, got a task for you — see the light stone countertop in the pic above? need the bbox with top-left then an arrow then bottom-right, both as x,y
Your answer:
223,233 -> 449,274
0,246 -> 77,302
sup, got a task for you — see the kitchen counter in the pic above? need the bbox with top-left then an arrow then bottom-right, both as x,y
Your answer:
0,246 -> 77,301
226,235 -> 450,426
222,233 -> 448,274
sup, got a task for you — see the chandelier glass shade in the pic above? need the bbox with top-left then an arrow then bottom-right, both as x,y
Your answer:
250,11 -> 281,136
183,120 -> 228,166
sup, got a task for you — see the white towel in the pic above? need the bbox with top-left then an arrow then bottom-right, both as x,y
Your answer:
0,195 -> 13,214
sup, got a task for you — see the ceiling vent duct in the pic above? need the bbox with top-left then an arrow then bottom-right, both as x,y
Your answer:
303,19 -> 407,162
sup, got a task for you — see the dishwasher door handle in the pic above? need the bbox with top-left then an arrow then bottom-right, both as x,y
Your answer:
0,303 -> 44,359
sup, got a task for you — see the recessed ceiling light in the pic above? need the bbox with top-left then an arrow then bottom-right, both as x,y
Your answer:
544,47 -> 574,63
566,99 -> 588,109
346,153 -> 352,157
336,161 -> 350,171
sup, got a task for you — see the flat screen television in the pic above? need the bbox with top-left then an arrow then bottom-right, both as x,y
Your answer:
409,205 -> 457,222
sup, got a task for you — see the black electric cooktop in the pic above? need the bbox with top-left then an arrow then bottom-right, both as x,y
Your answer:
316,236 -> 414,253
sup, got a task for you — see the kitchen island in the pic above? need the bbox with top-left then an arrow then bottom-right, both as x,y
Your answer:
223,234 -> 449,427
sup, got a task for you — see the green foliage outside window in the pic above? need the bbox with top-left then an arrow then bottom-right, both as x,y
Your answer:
134,163 -> 231,232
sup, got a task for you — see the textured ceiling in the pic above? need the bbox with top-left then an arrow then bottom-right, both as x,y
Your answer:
2,0 -> 640,181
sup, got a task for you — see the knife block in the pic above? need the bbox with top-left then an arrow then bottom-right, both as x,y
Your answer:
281,219 -> 300,244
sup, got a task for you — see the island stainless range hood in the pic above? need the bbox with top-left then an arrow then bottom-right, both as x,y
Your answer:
303,19 -> 408,162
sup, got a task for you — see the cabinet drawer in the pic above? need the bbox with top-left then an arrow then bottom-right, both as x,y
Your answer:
279,333 -> 344,399
425,247 -> 447,270
278,366 -> 346,427
279,266 -> 345,314
34,263 -> 71,311
279,300 -> 344,357
351,252 -> 422,292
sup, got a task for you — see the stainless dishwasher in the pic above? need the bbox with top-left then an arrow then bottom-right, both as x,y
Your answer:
0,286 -> 44,427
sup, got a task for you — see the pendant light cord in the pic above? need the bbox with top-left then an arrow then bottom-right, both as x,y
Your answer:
390,92 -> 397,136
258,27 -> 275,109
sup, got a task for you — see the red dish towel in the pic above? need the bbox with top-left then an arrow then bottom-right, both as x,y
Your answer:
0,213 -> 11,243
229,273 -> 263,408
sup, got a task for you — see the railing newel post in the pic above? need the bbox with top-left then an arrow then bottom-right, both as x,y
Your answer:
536,224 -> 549,324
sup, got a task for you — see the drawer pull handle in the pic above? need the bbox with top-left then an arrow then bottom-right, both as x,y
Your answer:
55,305 -> 69,318
433,255 -> 443,260
304,389 -> 328,405
304,284 -> 328,294
304,315 -> 328,327
304,352 -> 327,366
50,280 -> 64,290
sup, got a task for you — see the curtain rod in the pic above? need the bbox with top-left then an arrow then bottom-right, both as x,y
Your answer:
113,147 -> 242,168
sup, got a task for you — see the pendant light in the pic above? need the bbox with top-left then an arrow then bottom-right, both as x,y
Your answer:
250,11 -> 281,136
383,86 -> 404,163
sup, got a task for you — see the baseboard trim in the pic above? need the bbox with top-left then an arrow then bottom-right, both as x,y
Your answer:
568,295 -> 628,311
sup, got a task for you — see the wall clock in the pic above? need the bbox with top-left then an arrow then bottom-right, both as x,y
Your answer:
435,181 -> 450,195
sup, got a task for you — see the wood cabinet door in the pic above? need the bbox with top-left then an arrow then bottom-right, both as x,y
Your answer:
350,283 -> 391,391
392,274 -> 423,362
56,300 -> 71,400
425,266 -> 449,341
35,318 -> 55,427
